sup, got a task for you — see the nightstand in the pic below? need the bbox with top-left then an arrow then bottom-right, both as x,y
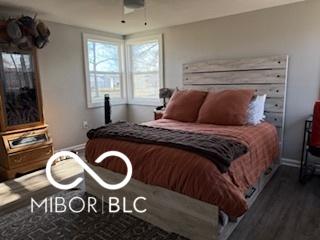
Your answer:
154,108 -> 165,120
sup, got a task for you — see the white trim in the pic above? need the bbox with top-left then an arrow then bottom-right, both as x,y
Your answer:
281,157 -> 300,168
280,56 -> 289,156
82,33 -> 127,108
89,98 -> 127,108
282,157 -> 320,173
125,34 -> 164,106
53,143 -> 86,162
55,143 -> 86,153
128,98 -> 161,106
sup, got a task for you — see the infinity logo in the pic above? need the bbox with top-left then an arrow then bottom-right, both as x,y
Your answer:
46,151 -> 133,190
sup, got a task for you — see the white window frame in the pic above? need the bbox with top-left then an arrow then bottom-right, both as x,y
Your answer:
83,33 -> 127,108
125,34 -> 164,106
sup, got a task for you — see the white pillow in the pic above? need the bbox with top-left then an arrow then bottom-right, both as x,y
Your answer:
247,94 -> 267,125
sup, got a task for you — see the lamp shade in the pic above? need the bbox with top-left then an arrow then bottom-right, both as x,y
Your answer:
159,88 -> 172,99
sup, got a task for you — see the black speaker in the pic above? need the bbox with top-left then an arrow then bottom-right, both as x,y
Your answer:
104,94 -> 111,124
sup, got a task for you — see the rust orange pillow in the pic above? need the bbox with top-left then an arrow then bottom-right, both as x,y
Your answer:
197,89 -> 254,125
163,90 -> 208,122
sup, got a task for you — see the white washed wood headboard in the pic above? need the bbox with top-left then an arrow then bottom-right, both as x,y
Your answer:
182,55 -> 288,150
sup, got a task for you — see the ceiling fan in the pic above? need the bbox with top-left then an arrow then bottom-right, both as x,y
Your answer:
124,0 -> 145,11
121,0 -> 148,25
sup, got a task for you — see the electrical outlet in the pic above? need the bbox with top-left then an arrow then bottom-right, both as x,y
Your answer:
83,121 -> 89,129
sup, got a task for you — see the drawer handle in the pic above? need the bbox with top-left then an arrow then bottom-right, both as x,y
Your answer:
264,167 -> 273,176
14,157 -> 22,163
245,187 -> 256,199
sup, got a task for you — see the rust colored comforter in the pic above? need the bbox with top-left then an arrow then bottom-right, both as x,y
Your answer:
85,119 -> 279,217
87,122 -> 248,173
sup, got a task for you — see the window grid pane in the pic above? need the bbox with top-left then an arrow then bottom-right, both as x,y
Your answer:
133,72 -> 159,99
87,39 -> 122,105
90,73 -> 121,103
130,40 -> 160,99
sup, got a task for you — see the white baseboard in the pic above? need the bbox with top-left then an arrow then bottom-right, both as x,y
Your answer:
281,158 -> 300,168
281,156 -> 320,174
55,143 -> 86,153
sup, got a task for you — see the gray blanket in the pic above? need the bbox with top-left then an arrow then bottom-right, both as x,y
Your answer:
87,122 -> 248,173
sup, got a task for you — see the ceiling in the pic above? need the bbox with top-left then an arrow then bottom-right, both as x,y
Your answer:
0,0 -> 304,35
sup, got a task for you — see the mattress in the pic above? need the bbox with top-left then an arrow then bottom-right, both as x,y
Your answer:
85,119 -> 279,217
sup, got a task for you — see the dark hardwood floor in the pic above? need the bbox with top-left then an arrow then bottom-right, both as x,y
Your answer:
1,164 -> 319,240
229,166 -> 320,240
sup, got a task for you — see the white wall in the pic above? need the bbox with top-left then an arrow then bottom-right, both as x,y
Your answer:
126,0 -> 320,161
37,22 -> 127,150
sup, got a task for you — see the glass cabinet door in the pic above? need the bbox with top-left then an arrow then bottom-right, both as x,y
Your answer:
0,51 -> 41,128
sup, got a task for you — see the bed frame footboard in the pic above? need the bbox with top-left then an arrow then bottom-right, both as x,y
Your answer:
85,164 -> 219,240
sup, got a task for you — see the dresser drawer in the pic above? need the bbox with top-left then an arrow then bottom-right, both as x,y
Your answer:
2,127 -> 52,154
8,146 -> 53,168
245,181 -> 259,208
259,163 -> 278,190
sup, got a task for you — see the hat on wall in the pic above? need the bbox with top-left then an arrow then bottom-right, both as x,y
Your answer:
2,15 -> 50,50
6,19 -> 33,50
6,19 -> 22,43
35,21 -> 50,49
0,21 -> 10,43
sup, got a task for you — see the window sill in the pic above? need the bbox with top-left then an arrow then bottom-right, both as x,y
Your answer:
87,99 -> 162,108
111,102 -> 127,107
128,98 -> 161,107
87,99 -> 127,108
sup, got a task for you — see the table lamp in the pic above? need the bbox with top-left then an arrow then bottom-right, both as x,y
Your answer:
159,88 -> 172,107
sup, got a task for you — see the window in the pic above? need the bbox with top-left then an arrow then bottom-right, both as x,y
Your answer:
83,34 -> 125,107
126,35 -> 163,105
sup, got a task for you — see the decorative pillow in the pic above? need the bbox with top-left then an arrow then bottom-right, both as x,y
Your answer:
247,94 -> 267,125
163,90 -> 208,122
197,89 -> 254,125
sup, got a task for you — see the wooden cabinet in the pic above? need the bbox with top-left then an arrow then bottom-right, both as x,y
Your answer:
0,48 -> 44,132
0,47 -> 52,180
8,146 -> 52,168
0,125 -> 53,180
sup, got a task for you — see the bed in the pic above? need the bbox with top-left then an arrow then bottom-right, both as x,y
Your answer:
84,55 -> 288,240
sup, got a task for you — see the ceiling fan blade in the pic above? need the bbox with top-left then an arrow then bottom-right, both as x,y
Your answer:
124,6 -> 135,14
124,0 -> 145,9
